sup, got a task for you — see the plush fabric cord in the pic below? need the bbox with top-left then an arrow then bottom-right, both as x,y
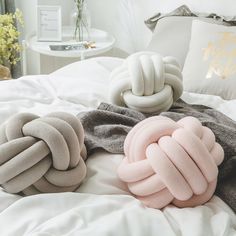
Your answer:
118,116 -> 224,209
109,52 -> 183,113
0,112 -> 87,195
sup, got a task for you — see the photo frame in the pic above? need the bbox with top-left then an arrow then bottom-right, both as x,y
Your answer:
37,5 -> 62,42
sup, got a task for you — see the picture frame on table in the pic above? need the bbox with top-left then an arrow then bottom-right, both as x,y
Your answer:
37,5 -> 62,42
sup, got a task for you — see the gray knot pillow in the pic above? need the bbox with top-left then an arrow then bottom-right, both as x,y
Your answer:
109,52 -> 183,113
0,112 -> 87,195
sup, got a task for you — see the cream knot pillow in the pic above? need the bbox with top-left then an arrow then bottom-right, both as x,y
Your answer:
0,112 -> 87,195
109,52 -> 183,113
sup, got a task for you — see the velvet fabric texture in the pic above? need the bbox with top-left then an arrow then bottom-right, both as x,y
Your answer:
109,52 -> 183,113
118,116 -> 224,209
0,112 -> 87,195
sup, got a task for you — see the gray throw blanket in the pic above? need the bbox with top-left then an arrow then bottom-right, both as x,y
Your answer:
78,100 -> 236,212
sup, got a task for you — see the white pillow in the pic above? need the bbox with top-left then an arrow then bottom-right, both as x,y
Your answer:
146,16 -> 195,69
146,16 -> 229,69
183,20 -> 236,100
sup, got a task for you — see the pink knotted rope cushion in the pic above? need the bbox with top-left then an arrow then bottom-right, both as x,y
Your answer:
117,116 -> 224,209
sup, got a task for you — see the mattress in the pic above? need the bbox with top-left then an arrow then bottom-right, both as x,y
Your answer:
0,57 -> 235,236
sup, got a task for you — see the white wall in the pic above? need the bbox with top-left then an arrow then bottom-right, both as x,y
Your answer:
87,0 -> 120,44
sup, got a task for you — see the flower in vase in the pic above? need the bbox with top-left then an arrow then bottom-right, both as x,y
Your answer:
74,0 -> 90,42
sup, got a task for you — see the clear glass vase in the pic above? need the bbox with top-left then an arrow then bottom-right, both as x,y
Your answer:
71,2 -> 91,42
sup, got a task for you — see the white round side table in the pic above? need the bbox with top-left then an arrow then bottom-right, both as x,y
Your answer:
23,28 -> 115,75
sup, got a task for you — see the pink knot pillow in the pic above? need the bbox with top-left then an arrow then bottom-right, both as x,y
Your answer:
118,116 -> 224,209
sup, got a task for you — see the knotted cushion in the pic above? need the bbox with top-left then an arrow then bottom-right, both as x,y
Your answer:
0,112 -> 87,195
109,51 -> 183,113
118,116 -> 224,209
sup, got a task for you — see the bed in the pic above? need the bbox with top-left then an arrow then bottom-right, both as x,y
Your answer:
0,1 -> 236,235
0,56 -> 235,236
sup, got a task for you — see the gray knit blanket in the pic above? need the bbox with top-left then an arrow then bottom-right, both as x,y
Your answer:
78,100 -> 236,212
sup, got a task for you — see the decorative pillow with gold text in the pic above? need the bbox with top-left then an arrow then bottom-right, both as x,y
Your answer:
183,20 -> 236,100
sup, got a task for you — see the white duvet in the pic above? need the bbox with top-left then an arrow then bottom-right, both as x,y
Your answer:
0,57 -> 235,236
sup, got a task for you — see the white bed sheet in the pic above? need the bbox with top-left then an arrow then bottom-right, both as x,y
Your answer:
0,57 -> 235,236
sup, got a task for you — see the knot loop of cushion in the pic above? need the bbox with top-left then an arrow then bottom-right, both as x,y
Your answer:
109,52 -> 183,113
0,112 -> 87,195
118,116 -> 224,209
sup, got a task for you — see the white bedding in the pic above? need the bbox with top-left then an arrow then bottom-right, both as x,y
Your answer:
0,57 -> 235,236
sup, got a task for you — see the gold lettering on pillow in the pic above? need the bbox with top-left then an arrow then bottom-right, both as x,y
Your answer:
203,32 -> 236,80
